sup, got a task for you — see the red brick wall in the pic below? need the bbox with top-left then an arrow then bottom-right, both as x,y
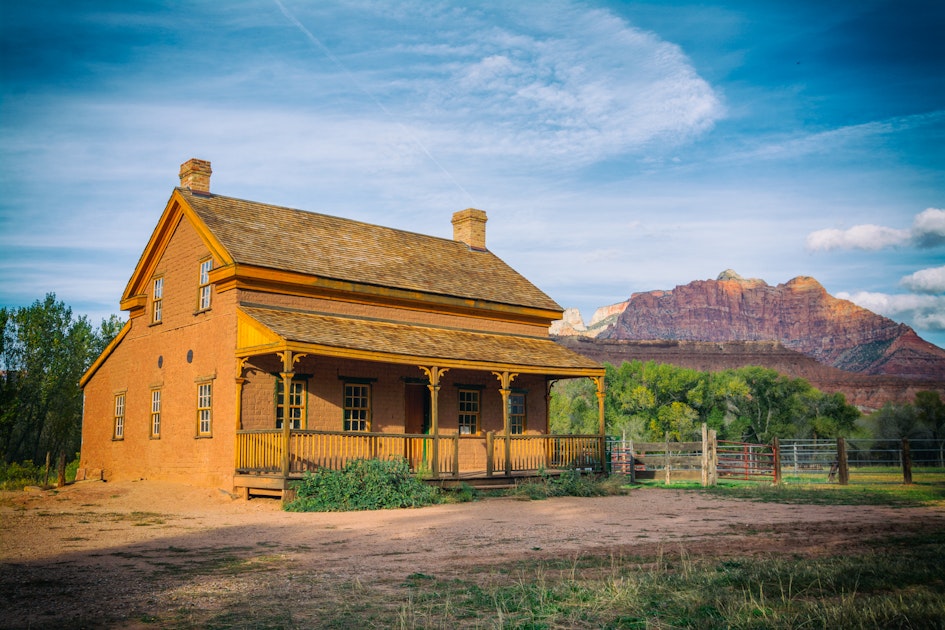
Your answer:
80,218 -> 237,488
238,355 -> 548,436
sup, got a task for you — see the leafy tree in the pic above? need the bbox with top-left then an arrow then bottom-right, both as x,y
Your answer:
0,294 -> 121,465
551,359 -> 861,443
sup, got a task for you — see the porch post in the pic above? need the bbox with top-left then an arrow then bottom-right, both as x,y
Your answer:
234,358 -> 248,473
593,375 -> 606,471
420,367 -> 448,477
279,351 -> 294,481
493,371 -> 517,477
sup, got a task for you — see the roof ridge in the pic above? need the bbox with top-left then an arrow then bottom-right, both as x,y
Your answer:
177,187 -> 476,250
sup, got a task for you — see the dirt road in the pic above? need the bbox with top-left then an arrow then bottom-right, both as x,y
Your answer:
2,480 -> 943,628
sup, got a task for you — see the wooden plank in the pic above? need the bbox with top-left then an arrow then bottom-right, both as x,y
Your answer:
233,475 -> 288,490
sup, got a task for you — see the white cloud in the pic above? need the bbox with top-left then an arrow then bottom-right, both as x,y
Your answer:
900,265 -> 945,294
805,207 -> 945,252
912,208 -> 945,248
805,224 -> 910,251
837,291 -> 945,331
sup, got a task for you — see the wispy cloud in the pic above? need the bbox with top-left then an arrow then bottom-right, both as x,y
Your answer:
838,291 -> 945,331
901,265 -> 945,294
805,208 -> 945,251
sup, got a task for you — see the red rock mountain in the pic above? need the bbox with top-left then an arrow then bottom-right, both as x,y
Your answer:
552,271 -> 945,410
594,271 -> 945,379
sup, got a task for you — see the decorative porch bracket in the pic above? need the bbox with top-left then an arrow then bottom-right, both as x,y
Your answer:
277,351 -> 307,479
418,366 -> 448,477
492,371 -> 518,476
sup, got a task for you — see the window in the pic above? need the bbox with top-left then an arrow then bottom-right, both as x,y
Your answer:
343,383 -> 370,432
151,276 -> 164,324
150,389 -> 162,438
509,392 -> 526,435
276,379 -> 306,430
197,258 -> 212,311
458,389 -> 480,435
197,382 -> 212,436
113,393 -> 125,440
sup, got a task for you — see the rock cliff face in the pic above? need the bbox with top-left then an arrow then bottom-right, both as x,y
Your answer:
552,271 -> 945,410
592,271 -> 945,378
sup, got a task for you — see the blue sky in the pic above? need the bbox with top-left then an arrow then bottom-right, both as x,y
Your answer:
2,1 -> 943,347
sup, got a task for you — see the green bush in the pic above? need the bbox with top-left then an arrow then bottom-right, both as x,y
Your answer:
0,460 -> 44,490
284,458 -> 441,512
0,454 -> 82,490
508,468 -> 624,500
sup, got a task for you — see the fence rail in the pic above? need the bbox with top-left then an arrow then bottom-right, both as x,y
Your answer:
607,434 -> 945,486
235,430 -> 604,479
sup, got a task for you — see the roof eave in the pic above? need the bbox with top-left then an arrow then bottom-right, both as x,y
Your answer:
214,263 -> 564,327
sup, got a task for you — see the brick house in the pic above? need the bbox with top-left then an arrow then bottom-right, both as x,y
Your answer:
79,159 -> 605,497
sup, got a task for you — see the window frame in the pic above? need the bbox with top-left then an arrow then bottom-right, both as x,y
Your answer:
276,377 -> 307,430
509,391 -> 526,435
150,388 -> 162,438
151,275 -> 164,324
343,382 -> 371,432
113,392 -> 126,440
196,382 -> 212,437
458,389 -> 480,435
197,258 -> 213,311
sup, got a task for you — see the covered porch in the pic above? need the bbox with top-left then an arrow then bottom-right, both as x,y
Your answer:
232,305 -> 605,497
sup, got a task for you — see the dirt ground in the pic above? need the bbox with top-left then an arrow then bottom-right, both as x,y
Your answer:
2,479 -> 944,628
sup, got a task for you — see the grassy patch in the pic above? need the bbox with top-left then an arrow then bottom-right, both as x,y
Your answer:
504,469 -> 630,500
700,480 -> 945,507
390,536 -> 945,628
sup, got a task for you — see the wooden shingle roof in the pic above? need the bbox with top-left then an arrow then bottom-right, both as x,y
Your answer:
180,189 -> 561,313
239,305 -> 601,374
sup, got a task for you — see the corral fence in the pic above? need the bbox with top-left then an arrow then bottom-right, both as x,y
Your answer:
781,438 -> 945,484
607,428 -> 944,485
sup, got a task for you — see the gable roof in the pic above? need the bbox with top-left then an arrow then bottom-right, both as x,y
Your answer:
177,189 -> 561,313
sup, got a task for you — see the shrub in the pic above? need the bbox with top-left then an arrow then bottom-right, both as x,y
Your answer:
284,458 -> 441,512
508,468 -> 625,500
0,460 -> 44,490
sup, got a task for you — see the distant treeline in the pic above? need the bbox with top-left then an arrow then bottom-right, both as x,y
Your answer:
551,359 -> 944,443
0,295 -> 122,465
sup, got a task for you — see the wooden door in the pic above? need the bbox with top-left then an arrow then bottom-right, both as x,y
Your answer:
404,383 -> 430,435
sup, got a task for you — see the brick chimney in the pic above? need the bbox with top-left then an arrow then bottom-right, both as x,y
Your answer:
451,208 -> 487,250
179,158 -> 212,193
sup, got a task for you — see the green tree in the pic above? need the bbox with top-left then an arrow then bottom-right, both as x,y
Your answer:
0,295 -> 121,464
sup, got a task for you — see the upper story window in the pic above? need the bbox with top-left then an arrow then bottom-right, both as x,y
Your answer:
197,258 -> 213,311
197,382 -> 212,436
113,393 -> 125,440
343,383 -> 370,432
509,392 -> 526,435
458,389 -> 480,435
276,378 -> 306,430
151,276 -> 164,324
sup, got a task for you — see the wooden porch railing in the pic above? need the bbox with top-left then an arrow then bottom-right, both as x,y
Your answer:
236,430 -> 604,478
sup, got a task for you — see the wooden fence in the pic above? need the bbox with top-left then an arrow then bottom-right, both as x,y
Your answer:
235,430 -> 604,479
608,426 -> 779,486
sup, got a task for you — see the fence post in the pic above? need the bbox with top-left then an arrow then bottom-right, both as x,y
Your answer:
836,437 -> 849,485
701,423 -> 709,487
709,430 -> 718,486
902,437 -> 913,485
486,431 -> 494,477
664,432 -> 671,484
772,437 -> 781,485
628,438 -> 636,483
